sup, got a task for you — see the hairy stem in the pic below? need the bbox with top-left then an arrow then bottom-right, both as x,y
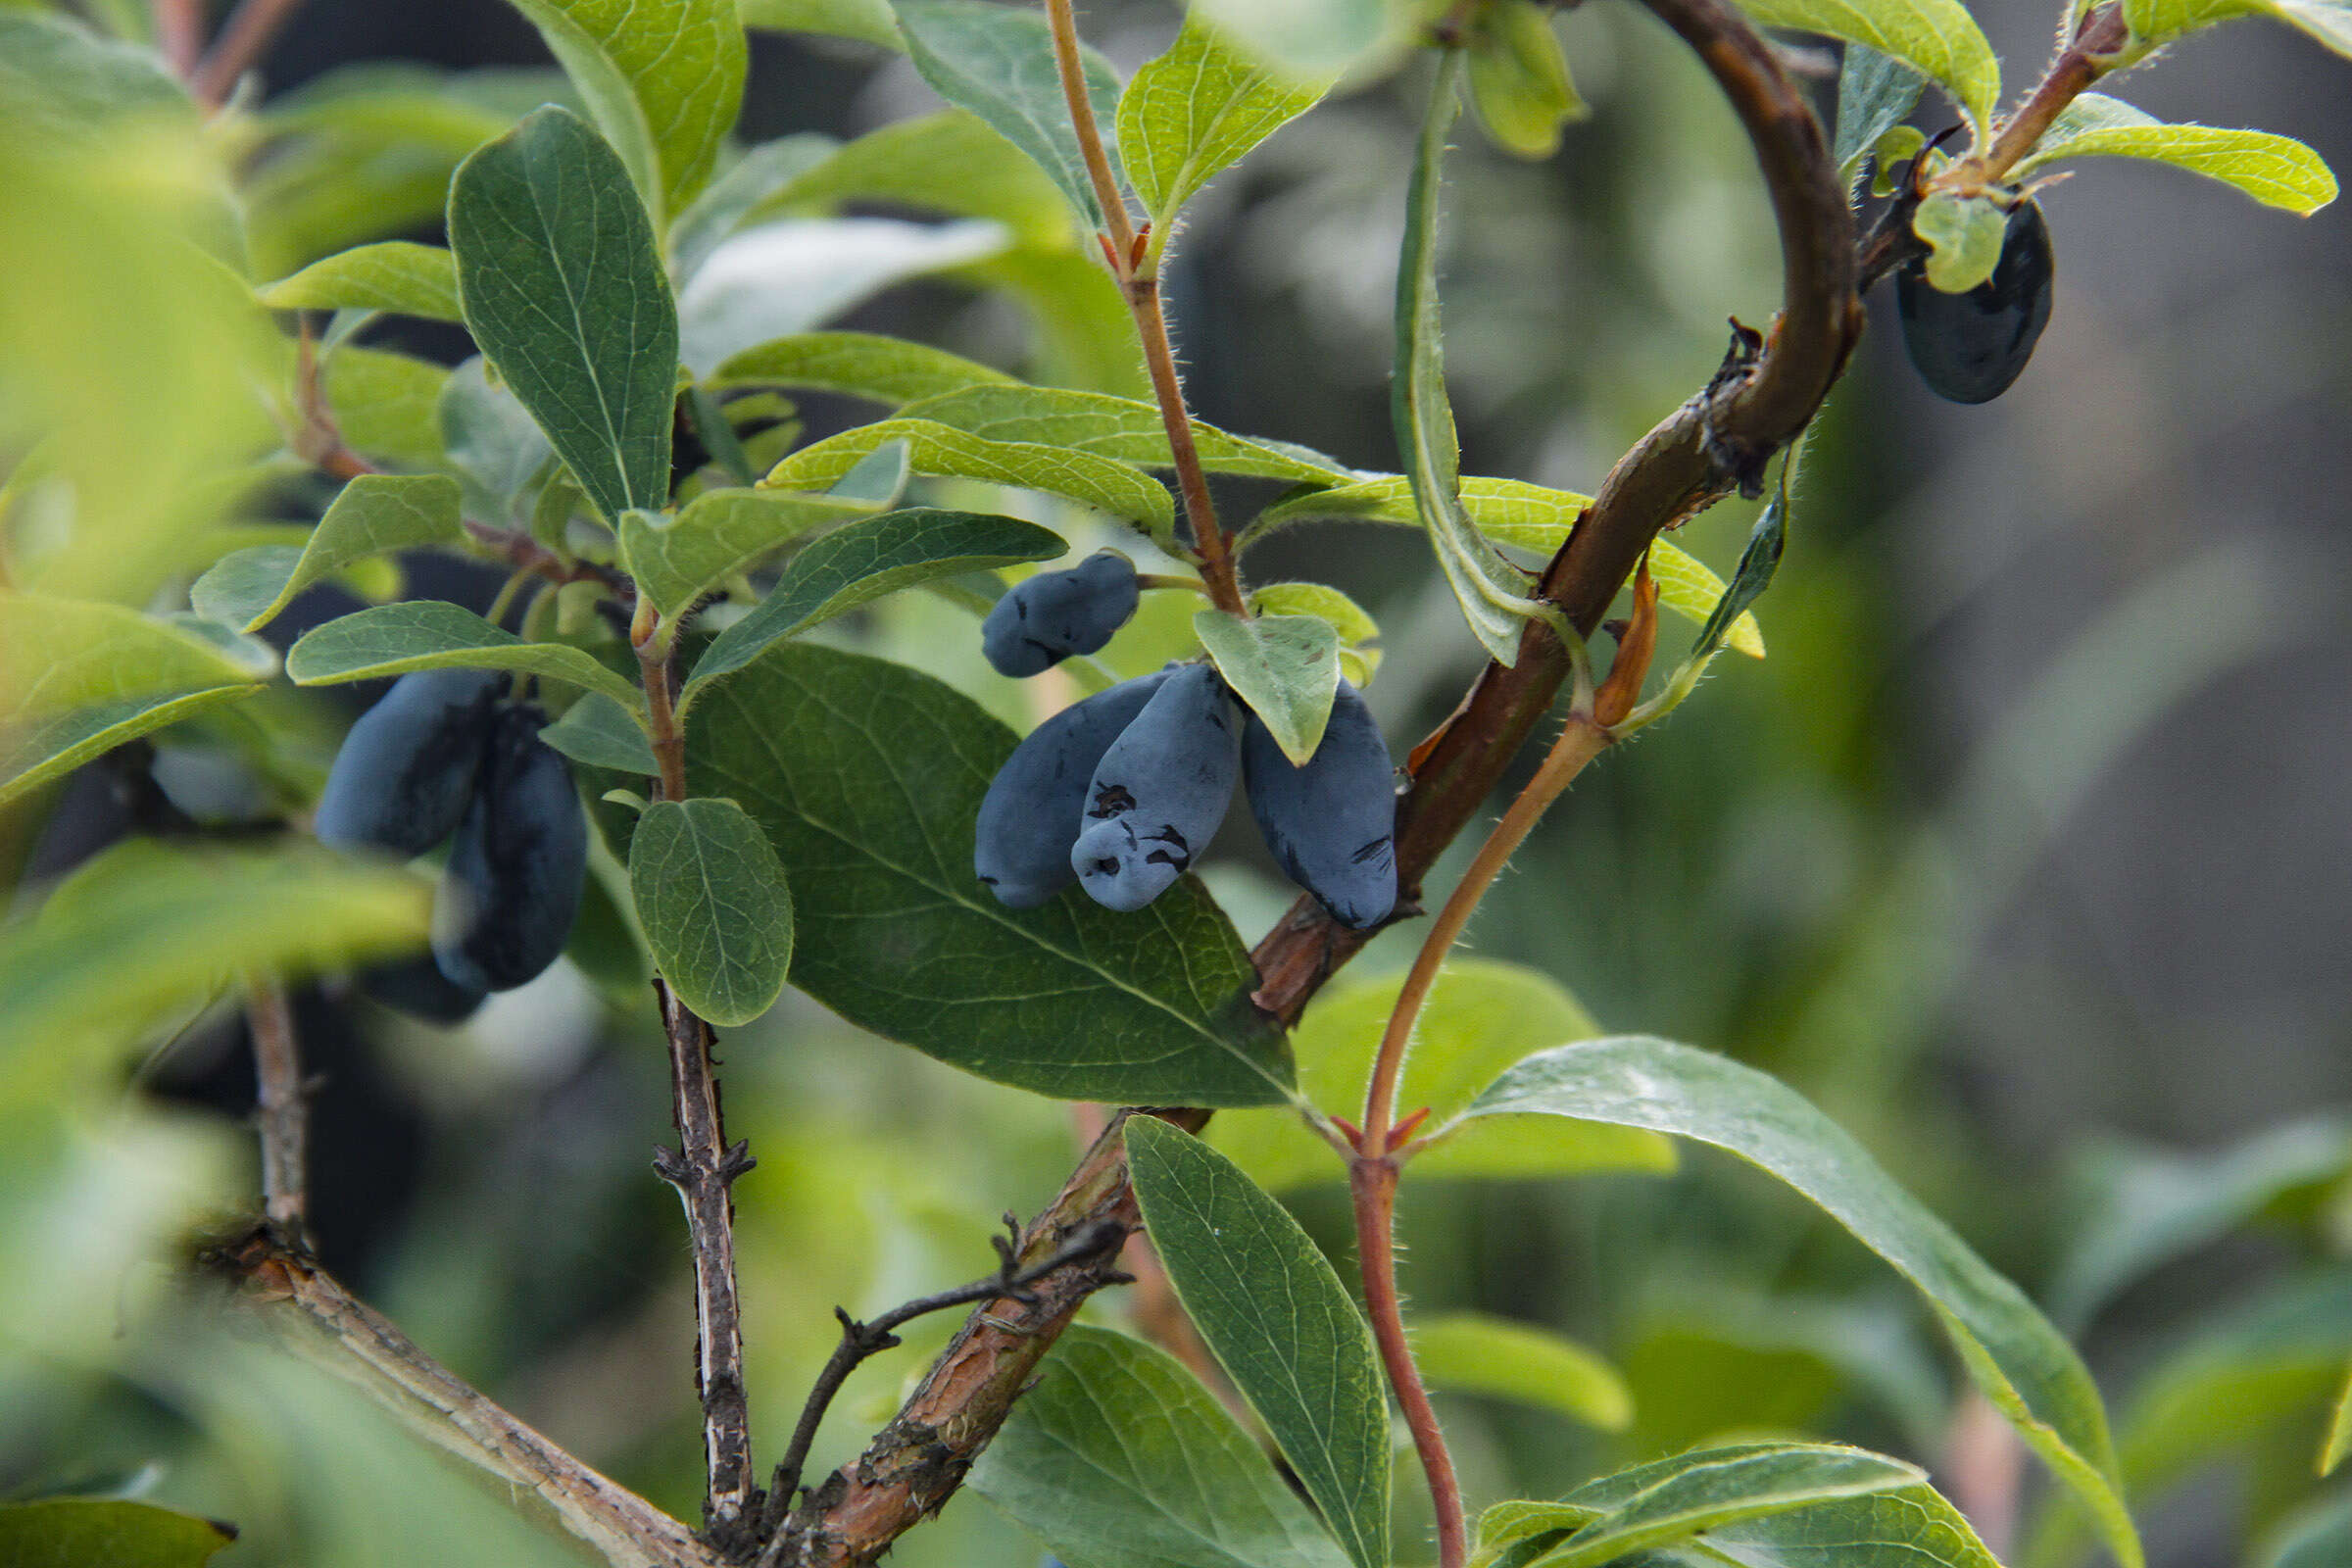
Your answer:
1969,3 -> 2128,184
1351,1158 -> 1465,1568
190,0 -> 311,105
205,1226 -> 723,1568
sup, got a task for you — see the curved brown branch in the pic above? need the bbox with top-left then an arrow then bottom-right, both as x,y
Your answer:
784,1 -> 1859,1560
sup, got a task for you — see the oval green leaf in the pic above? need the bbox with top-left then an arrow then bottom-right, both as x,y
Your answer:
1125,1116 -> 1391,1568
1117,12 -> 1331,226
710,330 -> 1016,406
1737,0 -> 1999,134
258,241 -> 462,320
1194,608 -> 1340,765
539,690 -> 661,775
904,384 -> 1347,482
1517,1444 -> 1925,1568
620,488 -> 868,619
190,473 -> 463,633
2014,93 -> 2337,214
285,600 -> 646,714
630,796 -> 796,1027
0,687 -> 264,809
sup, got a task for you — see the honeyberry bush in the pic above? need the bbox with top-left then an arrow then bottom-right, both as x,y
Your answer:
3,0 -> 2351,1565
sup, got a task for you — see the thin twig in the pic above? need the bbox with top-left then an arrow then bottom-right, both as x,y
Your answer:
154,0 -> 207,80
190,0 -> 312,107
243,973 -> 309,1241
203,1225 -> 723,1568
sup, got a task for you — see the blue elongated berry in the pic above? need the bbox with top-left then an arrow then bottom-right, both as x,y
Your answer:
1242,681 -> 1397,929
1070,663 -> 1240,911
981,551 -> 1140,677
315,669 -> 505,857
360,954 -> 487,1024
1895,200 -> 2054,405
975,669 -> 1172,908
432,704 -> 587,993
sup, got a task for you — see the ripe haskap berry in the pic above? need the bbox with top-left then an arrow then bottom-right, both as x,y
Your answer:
981,551 -> 1140,677
1896,201 -> 2054,405
360,954 -> 487,1024
975,669 -> 1172,908
1242,681 -> 1397,930
1071,663 -> 1240,911
432,704 -> 588,993
315,669 -> 504,857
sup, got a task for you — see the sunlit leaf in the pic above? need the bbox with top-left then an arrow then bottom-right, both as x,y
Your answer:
2125,0 -> 2352,63
1194,609 -> 1339,765
286,600 -> 647,713
742,0 -> 906,49
1736,0 -> 1999,133
1,596 -> 274,720
1911,190 -> 2007,293
903,384 -> 1348,482
710,330 -> 1016,406
2014,93 -> 2337,213
759,418 -> 1176,540
1116,12 -> 1329,226
630,797 -> 795,1027
1465,0 -> 1586,160
258,242 -> 463,319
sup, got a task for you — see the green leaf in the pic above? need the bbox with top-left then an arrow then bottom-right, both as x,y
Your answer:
539,691 -> 661,774
257,241 -> 463,319
970,1325 -> 1355,1568
323,346 -> 450,470
1911,191 -> 2007,293
0,687 -> 264,808
1413,1311 -> 1633,1431
710,330 -> 1017,406
0,1497 -> 236,1568
686,508 -> 1064,697
286,600 -> 647,713
1651,537 -> 1768,660
501,0 -> 748,218
1394,55 -> 1546,666
2045,1114 -> 2352,1333
1116,12 -> 1329,227
1125,1118 -> 1390,1568
828,439 -> 912,509
1207,960 -> 1675,1192
1688,492 -> 1786,665
904,384 -> 1348,482
1466,0 -> 1587,160
686,644 -> 1291,1102
759,109 -> 1073,248
1462,1037 -> 2143,1568
2013,93 -> 2337,213
742,0 -> 906,49
1193,609 -> 1340,765
1189,0 -> 1386,77
2125,0 -> 2352,62
1735,0 -> 1999,134
0,14 -> 193,147
759,418 -> 1177,539
448,105 -> 680,522
620,488 -> 868,619
893,0 -> 1126,230
190,474 -> 464,633
2264,1493 -> 2352,1568
2324,1361 -> 2352,1475
1250,581 -> 1384,685
1510,1444 -> 1926,1568
439,356 -> 557,523
1833,44 -> 1926,183
669,133 -> 841,280
1,595 -> 276,720
629,796 -> 795,1026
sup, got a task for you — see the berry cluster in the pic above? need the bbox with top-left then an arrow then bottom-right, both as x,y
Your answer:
316,668 -> 588,1021
972,554 -> 1398,928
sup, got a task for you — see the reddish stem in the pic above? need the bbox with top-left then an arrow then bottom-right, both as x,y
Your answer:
1352,1157 -> 1466,1568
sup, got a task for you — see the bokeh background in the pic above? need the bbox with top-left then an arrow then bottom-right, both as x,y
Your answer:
4,1 -> 2348,1565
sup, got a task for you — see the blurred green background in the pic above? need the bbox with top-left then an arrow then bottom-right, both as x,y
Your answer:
2,1 -> 2348,1565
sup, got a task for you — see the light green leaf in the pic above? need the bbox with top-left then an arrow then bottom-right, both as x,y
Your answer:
1462,1037 -> 2143,1568
190,474 -> 464,633
1834,43 -> 1926,183
439,356 -> 556,523
1413,1311 -> 1633,1431
742,0 -> 906,49
686,508 -> 1064,698
0,1497 -> 237,1568
1207,959 -> 1675,1192
620,488 -> 868,618
1,595 -> 275,720
629,796 -> 795,1026
1735,0 -> 1999,133
903,384 -> 1348,482
2045,1114 -> 2352,1332
0,13 -> 192,146
1194,609 -> 1339,765
1466,0 -> 1586,160
539,691 -> 660,774
758,109 -> 1073,248
2125,0 -> 2352,62
1651,537 -> 1768,661
970,1326 -> 1355,1568
710,330 -> 1017,406
1396,54 -> 1544,666
0,687 -> 264,808
759,418 -> 1177,539
285,600 -> 646,713
1125,1117 -> 1390,1568
323,346 -> 450,470
1249,581 -> 1383,685
501,0 -> 748,217
1117,12 -> 1329,227
1512,1444 -> 1926,1568
1190,0 -> 1386,77
257,241 -> 462,319
448,106 -> 680,522
893,0 -> 1126,230
1697,1482 -> 2007,1567
2324,1362 -> 2352,1475
669,133 -> 841,280
686,644 -> 1294,1104
2013,93 -> 2337,213
1912,191 -> 2007,292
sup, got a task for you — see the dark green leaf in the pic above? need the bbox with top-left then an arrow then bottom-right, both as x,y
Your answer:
539,691 -> 660,774
630,797 -> 795,1026
970,1325 -> 1355,1568
1125,1118 -> 1390,1568
685,509 -> 1064,700
1689,490 -> 1786,664
893,0 -> 1126,229
1833,44 -> 1925,183
710,330 -> 1017,406
448,106 -> 680,522
286,600 -> 646,712
620,488 -> 868,619
0,1497 -> 236,1568
1462,1037 -> 2142,1568
686,644 -> 1292,1104
257,241 -> 462,319
1193,609 -> 1339,765
1413,1312 -> 1633,1431
439,356 -> 556,522
189,474 -> 464,633
1116,13 -> 1329,227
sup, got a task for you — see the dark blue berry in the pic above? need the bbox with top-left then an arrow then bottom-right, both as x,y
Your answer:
981,551 -> 1140,677
432,704 -> 587,993
1896,201 -> 2054,405
1071,663 -> 1240,912
1242,681 -> 1396,929
315,669 -> 504,857
975,669 -> 1172,908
